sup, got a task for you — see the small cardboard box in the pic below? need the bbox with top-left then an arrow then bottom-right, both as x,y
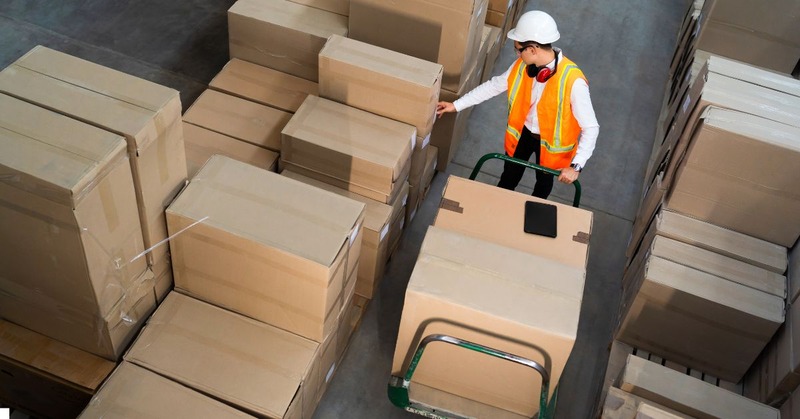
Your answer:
79,362 -> 252,419
209,58 -> 319,114
0,320 -> 116,419
0,46 -> 187,266
281,95 -> 415,204
183,89 -> 292,153
349,0 -> 488,92
183,122 -> 278,178
393,226 -> 584,417
125,293 -> 321,418
167,155 -> 365,342
434,176 -> 593,271
228,0 -> 348,82
318,35 -> 443,138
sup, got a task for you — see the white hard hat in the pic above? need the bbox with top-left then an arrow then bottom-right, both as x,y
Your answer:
507,11 -> 560,44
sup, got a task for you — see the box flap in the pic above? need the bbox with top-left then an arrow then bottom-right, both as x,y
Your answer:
81,362 -> 253,418
701,52 -> 800,98
703,72 -> 800,128
0,93 -> 128,208
229,0 -> 348,39
320,35 -> 443,88
182,122 -> 279,178
281,169 -> 392,233
125,292 -> 319,418
168,155 -> 364,267
703,106 -> 800,152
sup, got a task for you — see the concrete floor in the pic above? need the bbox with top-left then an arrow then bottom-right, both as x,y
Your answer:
0,1 -> 687,417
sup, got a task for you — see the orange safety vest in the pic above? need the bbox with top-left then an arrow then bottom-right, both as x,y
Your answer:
505,55 -> 587,169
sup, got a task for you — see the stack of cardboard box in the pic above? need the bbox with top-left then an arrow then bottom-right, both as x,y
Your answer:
391,176 -> 593,417
0,46 -> 191,415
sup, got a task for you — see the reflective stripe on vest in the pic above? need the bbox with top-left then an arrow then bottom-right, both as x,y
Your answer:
504,59 -> 532,156
545,63 -> 580,153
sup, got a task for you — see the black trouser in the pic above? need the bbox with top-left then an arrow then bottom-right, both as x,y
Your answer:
497,126 -> 554,199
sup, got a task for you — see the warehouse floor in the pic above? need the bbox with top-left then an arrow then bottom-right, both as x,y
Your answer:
0,1 -> 687,417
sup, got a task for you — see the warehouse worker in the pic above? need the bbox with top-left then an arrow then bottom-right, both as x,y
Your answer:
437,11 -> 599,199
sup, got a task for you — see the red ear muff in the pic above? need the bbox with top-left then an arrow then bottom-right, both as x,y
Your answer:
525,52 -> 560,83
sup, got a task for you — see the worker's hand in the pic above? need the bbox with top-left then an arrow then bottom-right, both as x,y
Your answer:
558,167 -> 580,184
436,101 -> 456,118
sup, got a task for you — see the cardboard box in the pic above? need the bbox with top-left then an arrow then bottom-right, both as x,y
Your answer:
183,89 -> 292,153
167,155 -> 365,342
781,385 -> 800,419
0,46 -> 187,267
349,0 -> 489,92
392,226 -> 584,417
482,25 -> 503,83
409,135 -> 431,188
79,362 -> 252,419
792,241 -> 800,303
434,176 -> 593,270
319,35 -> 443,138
486,9 -> 506,27
697,19 -> 800,74
125,292 -> 320,419
209,59 -> 319,114
289,0 -> 349,16
666,106 -> 800,247
703,0 -> 800,46
0,320 -> 115,419
616,255 -> 784,382
281,95 -> 415,204
0,94 -> 158,359
430,56 -> 483,171
228,0 -> 348,82
183,122 -> 278,178
619,355 -> 780,419
406,145 -> 439,225
152,254 -> 174,304
281,169 -> 398,299
601,387 -> 692,419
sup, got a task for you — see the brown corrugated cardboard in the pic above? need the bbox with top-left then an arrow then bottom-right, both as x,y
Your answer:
434,176 -> 593,270
666,107 -> 800,247
781,386 -> 800,419
393,226 -> 583,416
281,95 -> 415,204
620,355 -> 780,419
167,155 -> 365,342
0,94 -> 158,359
409,383 -> 527,419
601,387 -> 692,419
697,19 -> 800,74
0,320 -> 115,419
228,0 -> 348,82
617,255 -> 784,382
349,0 -> 488,92
0,46 -> 187,267
209,59 -> 319,114
289,0 -> 348,16
409,136 -> 431,188
79,362 -> 253,419
183,89 -> 292,153
406,145 -> 439,225
125,292 -> 319,419
183,122 -> 278,178
152,255 -> 173,303
792,242 -> 800,303
281,169 -> 394,300
486,9 -> 506,27
318,35 -> 443,138
482,25 -> 503,83
704,0 -> 800,46
430,56 -> 482,170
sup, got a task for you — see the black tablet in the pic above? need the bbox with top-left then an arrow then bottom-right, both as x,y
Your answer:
524,201 -> 557,238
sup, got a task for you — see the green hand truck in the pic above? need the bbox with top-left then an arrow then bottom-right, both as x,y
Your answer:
387,154 -> 582,419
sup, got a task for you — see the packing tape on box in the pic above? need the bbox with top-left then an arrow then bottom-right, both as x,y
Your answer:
130,215 -> 209,264
572,231 -> 591,244
439,198 -> 463,214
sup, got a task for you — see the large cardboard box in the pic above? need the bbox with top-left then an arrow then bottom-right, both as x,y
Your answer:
0,46 -> 187,267
703,0 -> 800,46
183,122 -> 278,178
617,254 -> 784,382
697,20 -> 800,75
281,170 -> 406,299
434,176 -> 593,270
620,355 -> 780,419
0,94 -> 156,359
281,95 -> 415,204
289,0 -> 348,16
183,89 -> 292,153
319,35 -> 443,138
409,134 -> 432,189
406,145 -> 439,225
349,0 -> 488,92
481,25 -> 503,83
0,320 -> 115,419
125,293 -> 320,419
228,0 -> 348,82
666,106 -> 800,247
167,156 -> 364,342
393,226 -> 584,417
79,362 -> 252,419
209,59 -> 319,114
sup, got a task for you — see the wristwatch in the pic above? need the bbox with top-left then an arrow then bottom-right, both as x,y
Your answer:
570,163 -> 583,172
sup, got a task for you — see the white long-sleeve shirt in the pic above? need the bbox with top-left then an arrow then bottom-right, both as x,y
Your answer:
453,50 -> 599,167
